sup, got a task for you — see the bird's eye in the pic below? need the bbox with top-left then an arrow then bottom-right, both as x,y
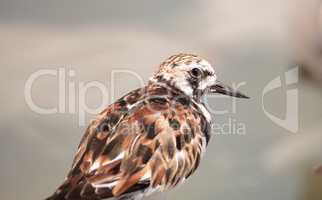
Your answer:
190,68 -> 202,78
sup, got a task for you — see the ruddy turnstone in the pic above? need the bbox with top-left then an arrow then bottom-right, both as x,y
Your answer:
46,53 -> 248,200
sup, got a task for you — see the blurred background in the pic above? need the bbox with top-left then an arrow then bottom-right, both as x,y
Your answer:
1,0 -> 322,200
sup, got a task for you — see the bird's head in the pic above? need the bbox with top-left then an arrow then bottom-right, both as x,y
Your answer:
150,53 -> 249,100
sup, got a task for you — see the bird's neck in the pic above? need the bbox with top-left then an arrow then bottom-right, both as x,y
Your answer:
149,75 -> 203,102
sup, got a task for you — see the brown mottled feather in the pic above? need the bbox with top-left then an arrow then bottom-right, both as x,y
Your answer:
47,83 -> 210,200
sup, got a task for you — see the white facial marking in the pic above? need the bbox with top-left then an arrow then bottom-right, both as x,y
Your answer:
199,59 -> 215,74
198,75 -> 217,90
153,56 -> 216,98
173,75 -> 193,96
175,60 -> 216,92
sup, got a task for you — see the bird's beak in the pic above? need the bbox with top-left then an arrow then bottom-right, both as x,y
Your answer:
208,81 -> 249,99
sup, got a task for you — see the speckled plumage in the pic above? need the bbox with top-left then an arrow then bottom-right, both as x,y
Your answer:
46,53 -> 248,200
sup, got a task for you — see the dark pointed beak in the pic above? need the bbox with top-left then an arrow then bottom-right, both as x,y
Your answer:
209,81 -> 249,99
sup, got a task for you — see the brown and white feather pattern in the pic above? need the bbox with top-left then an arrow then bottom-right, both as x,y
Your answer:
47,83 -> 211,200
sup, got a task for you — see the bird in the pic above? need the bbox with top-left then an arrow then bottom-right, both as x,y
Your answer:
46,53 -> 249,200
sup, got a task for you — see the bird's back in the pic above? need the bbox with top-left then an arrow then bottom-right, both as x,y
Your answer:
46,83 -> 211,200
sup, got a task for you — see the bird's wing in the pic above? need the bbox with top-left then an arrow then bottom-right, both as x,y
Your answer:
55,87 -> 146,199
53,85 -> 209,200
69,87 -> 145,176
